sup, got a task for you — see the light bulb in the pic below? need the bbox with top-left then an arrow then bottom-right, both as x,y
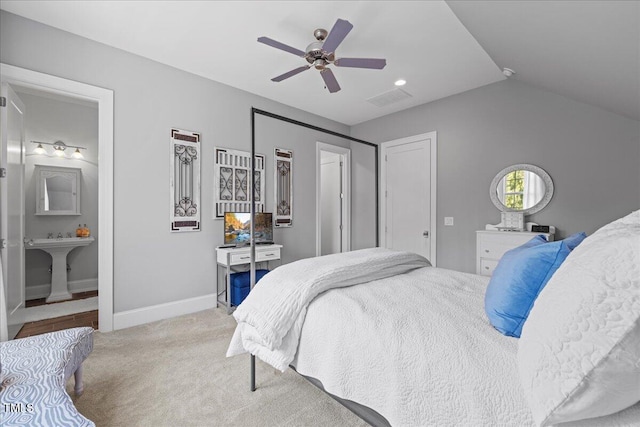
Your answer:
394,79 -> 407,86
34,144 -> 46,155
54,148 -> 65,157
72,148 -> 84,159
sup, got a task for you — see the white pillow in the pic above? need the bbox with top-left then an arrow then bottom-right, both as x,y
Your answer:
518,210 -> 640,426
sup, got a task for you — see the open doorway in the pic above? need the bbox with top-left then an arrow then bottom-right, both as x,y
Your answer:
17,87 -> 99,338
316,142 -> 351,256
0,64 -> 114,340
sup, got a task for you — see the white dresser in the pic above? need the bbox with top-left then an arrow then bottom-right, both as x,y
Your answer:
476,231 -> 553,276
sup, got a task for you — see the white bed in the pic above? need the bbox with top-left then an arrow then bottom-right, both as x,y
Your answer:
228,243 -> 640,426
291,266 -> 640,426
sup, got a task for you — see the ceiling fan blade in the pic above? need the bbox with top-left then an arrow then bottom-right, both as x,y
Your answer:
320,68 -> 341,93
335,58 -> 387,69
258,36 -> 306,57
322,19 -> 353,54
271,66 -> 311,82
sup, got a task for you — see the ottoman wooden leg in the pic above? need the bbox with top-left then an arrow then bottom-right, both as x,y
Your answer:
74,364 -> 84,396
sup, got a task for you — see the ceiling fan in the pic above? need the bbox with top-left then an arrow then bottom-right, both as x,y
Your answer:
258,19 -> 387,93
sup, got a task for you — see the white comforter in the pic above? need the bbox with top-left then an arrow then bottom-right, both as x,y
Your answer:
227,247 -> 429,371
292,267 -> 640,427
227,249 -> 640,426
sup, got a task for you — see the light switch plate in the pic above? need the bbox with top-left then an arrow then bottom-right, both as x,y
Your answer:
444,217 -> 454,226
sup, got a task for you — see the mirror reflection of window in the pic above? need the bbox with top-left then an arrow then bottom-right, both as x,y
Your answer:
503,170 -> 524,209
497,170 -> 546,210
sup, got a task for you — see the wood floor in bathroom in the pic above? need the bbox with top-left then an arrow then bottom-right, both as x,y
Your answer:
15,290 -> 98,339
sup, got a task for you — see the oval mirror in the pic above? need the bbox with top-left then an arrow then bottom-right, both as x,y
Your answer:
489,164 -> 553,215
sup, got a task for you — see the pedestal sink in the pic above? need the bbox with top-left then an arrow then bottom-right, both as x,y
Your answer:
25,237 -> 95,302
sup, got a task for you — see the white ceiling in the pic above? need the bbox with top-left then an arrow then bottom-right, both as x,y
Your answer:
0,1 -> 505,126
2,1 -> 637,124
448,1 -> 640,122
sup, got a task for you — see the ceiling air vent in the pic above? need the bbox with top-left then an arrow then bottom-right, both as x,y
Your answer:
366,88 -> 412,107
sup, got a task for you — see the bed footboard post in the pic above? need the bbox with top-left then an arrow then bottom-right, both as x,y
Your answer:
250,355 -> 256,391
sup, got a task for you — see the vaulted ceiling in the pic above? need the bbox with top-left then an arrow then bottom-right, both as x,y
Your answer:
2,1 -> 637,125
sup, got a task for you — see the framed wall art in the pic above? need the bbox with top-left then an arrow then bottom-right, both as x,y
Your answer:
214,147 -> 265,218
170,128 -> 201,232
274,148 -> 293,227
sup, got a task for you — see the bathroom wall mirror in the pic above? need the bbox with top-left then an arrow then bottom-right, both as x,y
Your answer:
34,165 -> 82,215
489,163 -> 553,216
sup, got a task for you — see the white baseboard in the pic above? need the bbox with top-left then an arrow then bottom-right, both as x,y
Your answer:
112,293 -> 217,331
26,278 -> 98,301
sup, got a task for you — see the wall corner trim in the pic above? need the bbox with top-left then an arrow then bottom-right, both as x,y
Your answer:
112,293 -> 217,331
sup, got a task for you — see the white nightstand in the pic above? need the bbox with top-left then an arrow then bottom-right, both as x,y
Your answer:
216,244 -> 282,313
476,231 -> 553,276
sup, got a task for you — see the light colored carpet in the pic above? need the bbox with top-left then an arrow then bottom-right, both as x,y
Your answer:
68,308 -> 368,427
24,297 -> 98,322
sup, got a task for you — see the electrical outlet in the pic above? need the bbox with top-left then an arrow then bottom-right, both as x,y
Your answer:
444,217 -> 454,226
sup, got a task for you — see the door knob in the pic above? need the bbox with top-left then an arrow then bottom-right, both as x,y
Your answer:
423,231 -> 429,238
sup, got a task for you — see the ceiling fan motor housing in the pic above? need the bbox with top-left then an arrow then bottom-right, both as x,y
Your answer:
305,40 -> 336,66
313,28 -> 328,41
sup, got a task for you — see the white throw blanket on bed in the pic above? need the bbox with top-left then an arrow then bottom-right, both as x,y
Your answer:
226,247 -> 430,371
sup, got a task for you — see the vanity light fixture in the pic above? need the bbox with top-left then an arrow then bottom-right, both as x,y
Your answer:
31,140 -> 87,158
53,141 -> 67,157
72,148 -> 84,159
33,143 -> 47,155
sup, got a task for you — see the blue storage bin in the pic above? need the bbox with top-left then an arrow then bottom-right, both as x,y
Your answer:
230,269 -> 269,306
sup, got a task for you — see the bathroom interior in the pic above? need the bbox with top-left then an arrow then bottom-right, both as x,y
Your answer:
15,86 -> 99,337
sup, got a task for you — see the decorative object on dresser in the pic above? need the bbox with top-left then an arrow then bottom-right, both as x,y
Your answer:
214,147 -> 265,218
274,148 -> 293,227
170,128 -> 201,232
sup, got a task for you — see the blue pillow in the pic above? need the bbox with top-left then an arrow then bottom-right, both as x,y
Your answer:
561,231 -> 587,250
484,237 -> 571,338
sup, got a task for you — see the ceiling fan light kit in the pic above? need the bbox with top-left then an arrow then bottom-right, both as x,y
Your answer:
258,18 -> 387,93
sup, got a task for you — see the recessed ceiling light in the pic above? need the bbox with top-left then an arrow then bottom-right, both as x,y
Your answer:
394,79 -> 407,86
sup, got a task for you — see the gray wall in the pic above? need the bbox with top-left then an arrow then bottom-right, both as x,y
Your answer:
6,9 -> 635,308
254,115 -> 375,263
20,92 -> 99,292
351,79 -> 640,273
349,141 -> 377,250
1,11 -> 377,312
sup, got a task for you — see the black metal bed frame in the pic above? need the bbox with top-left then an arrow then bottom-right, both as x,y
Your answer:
248,107 -> 378,391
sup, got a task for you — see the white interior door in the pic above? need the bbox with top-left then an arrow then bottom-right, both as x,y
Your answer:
320,153 -> 342,255
316,142 -> 351,256
382,133 -> 436,264
0,83 -> 26,340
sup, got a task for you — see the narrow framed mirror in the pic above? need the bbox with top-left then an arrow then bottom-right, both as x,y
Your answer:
489,163 -> 553,216
34,165 -> 82,215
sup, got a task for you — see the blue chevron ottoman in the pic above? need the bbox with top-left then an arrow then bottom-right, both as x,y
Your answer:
0,327 -> 94,427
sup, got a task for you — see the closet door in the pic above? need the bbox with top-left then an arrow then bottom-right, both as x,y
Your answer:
381,132 -> 436,264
